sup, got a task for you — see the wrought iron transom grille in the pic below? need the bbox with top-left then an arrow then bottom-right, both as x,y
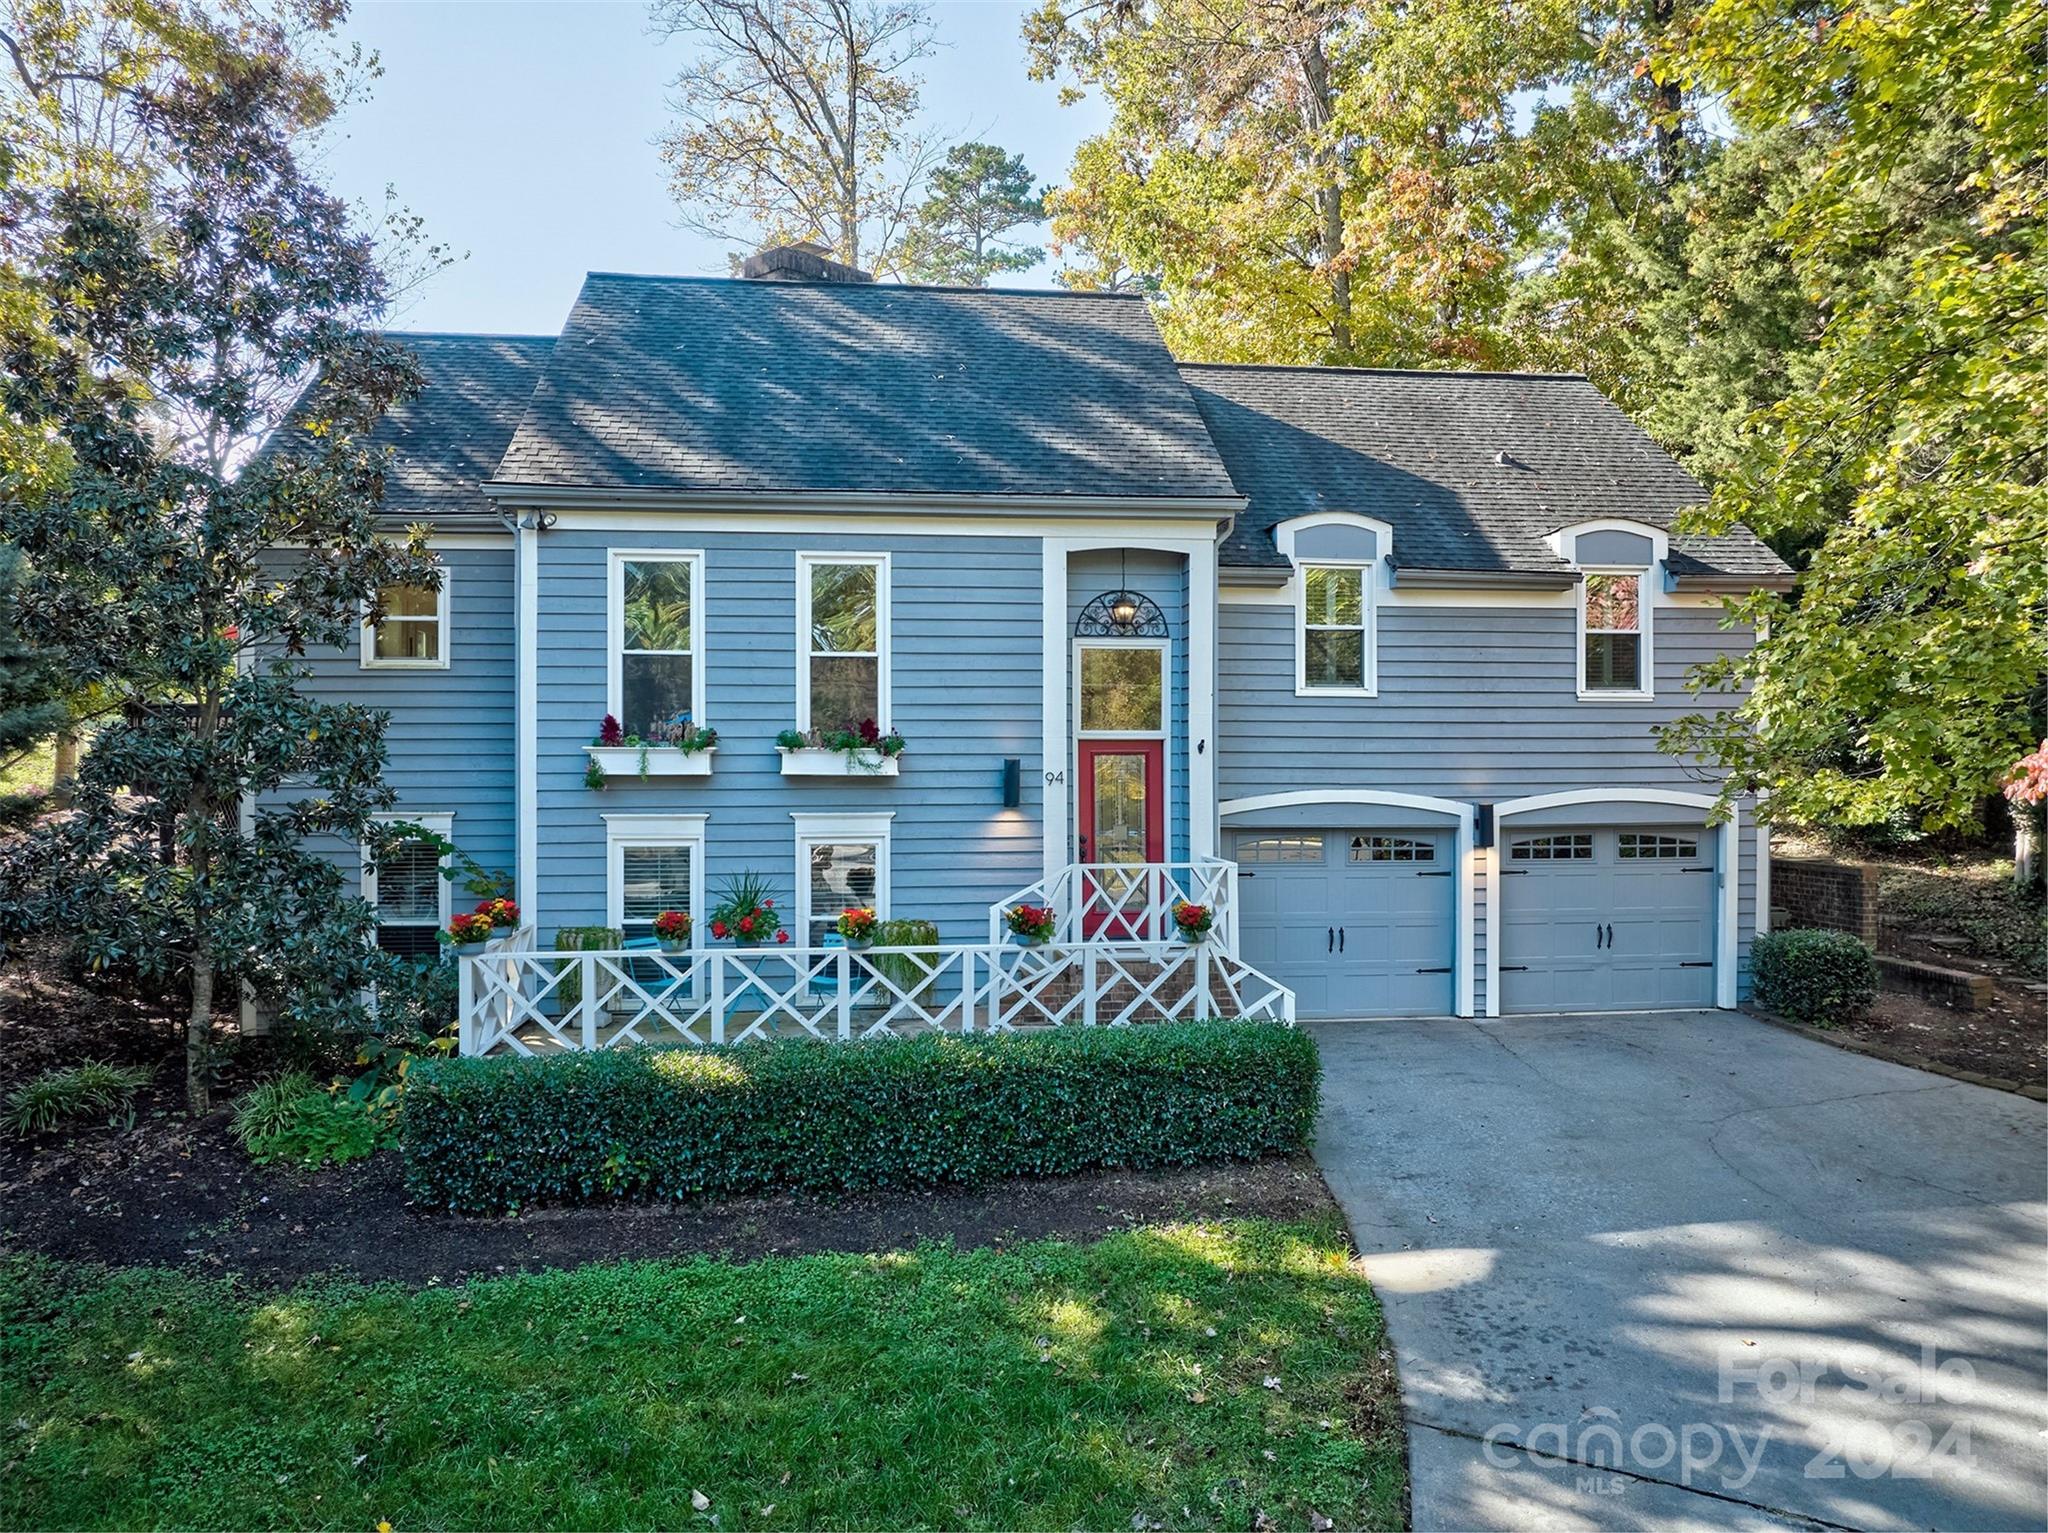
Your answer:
1075,590 -> 1169,638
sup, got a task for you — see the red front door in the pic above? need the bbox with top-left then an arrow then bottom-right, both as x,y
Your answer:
1078,739 -> 1165,937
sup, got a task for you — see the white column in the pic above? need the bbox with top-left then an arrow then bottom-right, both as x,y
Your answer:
1041,539 -> 1069,883
1187,535 -> 1217,859
517,517 -> 539,930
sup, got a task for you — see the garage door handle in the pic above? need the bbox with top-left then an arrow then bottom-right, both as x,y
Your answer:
1327,926 -> 1334,953
1606,923 -> 1614,948
1596,923 -> 1605,948
1416,966 -> 1452,974
1338,927 -> 1345,952
1679,961 -> 1714,968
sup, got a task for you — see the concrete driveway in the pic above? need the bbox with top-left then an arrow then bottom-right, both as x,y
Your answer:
1310,1012 -> 2048,1531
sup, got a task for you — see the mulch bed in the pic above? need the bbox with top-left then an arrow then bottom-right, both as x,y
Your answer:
0,943 -> 1340,1288
1,1108 -> 1335,1288
1844,930 -> 2047,1088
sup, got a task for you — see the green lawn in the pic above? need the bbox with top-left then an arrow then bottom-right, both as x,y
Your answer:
0,1218 -> 1406,1531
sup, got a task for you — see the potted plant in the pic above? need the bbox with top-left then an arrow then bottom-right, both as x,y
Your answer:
474,896 -> 519,930
1004,902 -> 1057,947
652,909 -> 693,954
1171,900 -> 1214,943
836,906 -> 878,950
776,719 -> 908,777
708,871 -> 790,947
586,710 -> 719,782
446,911 -> 494,956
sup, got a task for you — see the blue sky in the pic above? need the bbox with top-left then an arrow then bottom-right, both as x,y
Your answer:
320,0 -> 1107,335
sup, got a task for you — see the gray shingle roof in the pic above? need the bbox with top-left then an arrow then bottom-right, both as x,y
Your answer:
1181,364 -> 1788,579
491,274 -> 1240,501
364,334 -> 555,520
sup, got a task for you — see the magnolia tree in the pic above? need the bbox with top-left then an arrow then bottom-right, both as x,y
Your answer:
0,12 -> 446,1112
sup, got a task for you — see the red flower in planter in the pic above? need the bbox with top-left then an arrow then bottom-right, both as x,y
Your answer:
776,930 -> 790,944
711,919 -> 729,939
738,916 -> 755,935
597,713 -> 625,746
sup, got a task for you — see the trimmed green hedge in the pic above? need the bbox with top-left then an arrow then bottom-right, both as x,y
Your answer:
1752,927 -> 1878,1026
402,1020 -> 1321,1214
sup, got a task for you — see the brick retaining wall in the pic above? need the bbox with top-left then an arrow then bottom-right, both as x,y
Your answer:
1771,858 -> 1880,945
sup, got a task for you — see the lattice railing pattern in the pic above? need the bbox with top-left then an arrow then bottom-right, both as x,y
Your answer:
988,859 -> 1239,949
459,936 -> 1292,1057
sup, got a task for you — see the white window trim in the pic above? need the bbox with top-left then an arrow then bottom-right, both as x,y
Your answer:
1575,566 -> 1655,702
360,572 -> 452,671
795,551 -> 891,732
792,811 -> 894,946
604,812 -> 709,951
608,549 -> 708,730
1293,560 -> 1377,698
1074,637 -> 1169,741
362,811 -> 454,934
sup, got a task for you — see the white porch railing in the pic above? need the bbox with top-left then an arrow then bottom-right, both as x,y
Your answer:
457,936 -> 1293,1057
987,859 -> 1240,950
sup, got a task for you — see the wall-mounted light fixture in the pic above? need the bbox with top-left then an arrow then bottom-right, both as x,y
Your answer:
1001,757 -> 1022,808
1475,802 -> 1495,850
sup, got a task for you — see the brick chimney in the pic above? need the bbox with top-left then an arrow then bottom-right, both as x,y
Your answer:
740,241 -> 875,284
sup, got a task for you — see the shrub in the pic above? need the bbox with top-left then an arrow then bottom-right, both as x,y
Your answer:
402,1019 -> 1321,1215
232,1072 -> 391,1168
4,1061 -> 152,1136
1752,928 -> 1878,1027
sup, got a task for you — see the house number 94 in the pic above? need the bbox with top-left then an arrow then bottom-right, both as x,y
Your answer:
1044,771 -> 1065,786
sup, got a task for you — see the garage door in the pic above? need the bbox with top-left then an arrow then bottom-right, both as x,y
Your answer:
1497,827 -> 1717,1013
1234,830 -> 1456,1018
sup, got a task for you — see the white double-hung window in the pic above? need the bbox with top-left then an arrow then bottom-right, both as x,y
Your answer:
1579,570 -> 1649,697
363,813 -> 452,960
605,814 -> 707,948
1298,564 -> 1372,694
361,578 -> 449,669
609,551 -> 705,737
797,553 -> 889,734
793,813 -> 892,948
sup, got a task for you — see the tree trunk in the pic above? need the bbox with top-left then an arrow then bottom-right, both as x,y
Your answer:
51,725 -> 77,807
1298,34 -> 1353,357
187,948 -> 215,1114
1648,0 -> 1686,190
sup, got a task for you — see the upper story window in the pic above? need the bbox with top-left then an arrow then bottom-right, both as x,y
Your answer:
610,552 -> 704,736
1300,565 -> 1370,692
1580,571 -> 1647,696
799,553 -> 889,733
1278,514 -> 1388,700
361,579 -> 448,669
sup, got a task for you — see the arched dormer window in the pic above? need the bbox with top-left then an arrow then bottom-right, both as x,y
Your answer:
1548,520 -> 1665,702
1276,513 -> 1391,699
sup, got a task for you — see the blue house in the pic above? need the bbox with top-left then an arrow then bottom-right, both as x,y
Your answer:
289,243 -> 1791,1046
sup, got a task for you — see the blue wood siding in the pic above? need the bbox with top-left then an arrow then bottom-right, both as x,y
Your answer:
1217,595 -> 1760,1010
1066,548 -> 1190,862
534,528 -> 1044,943
264,541 -> 518,899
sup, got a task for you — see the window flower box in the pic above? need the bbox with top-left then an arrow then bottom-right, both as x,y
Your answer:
585,712 -> 717,784
777,747 -> 900,778
776,724 -> 905,778
585,744 -> 715,779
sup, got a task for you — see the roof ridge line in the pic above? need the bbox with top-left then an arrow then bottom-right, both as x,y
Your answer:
576,270 -> 1145,300
1179,361 -> 1590,381
385,330 -> 558,342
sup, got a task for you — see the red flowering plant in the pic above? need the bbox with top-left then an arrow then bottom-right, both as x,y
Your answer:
707,870 -> 788,945
446,912 -> 494,948
595,713 -> 625,746
651,909 -> 693,947
836,906 -> 878,946
1004,902 -> 1057,943
1171,900 -> 1215,941
474,896 -> 519,929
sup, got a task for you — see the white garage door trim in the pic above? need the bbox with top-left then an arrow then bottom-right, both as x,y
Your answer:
1486,788 -> 1738,1016
1219,789 -> 1475,1018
